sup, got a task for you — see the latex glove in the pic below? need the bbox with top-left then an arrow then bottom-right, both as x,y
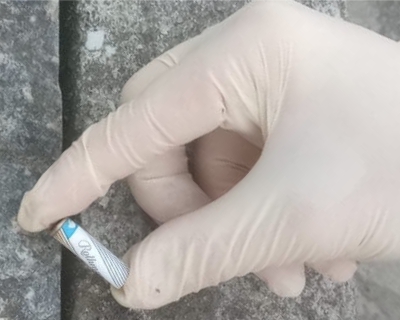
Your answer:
18,0 -> 400,309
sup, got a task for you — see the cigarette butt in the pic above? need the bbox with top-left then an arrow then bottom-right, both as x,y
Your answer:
51,218 -> 129,288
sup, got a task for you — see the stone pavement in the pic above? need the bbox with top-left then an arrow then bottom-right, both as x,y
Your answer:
347,0 -> 400,41
0,1 -> 61,319
0,1 -> 362,319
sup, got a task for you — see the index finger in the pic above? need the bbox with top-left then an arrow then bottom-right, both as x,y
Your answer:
18,62 -> 225,232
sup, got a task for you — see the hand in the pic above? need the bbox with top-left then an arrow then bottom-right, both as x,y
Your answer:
18,0 -> 400,309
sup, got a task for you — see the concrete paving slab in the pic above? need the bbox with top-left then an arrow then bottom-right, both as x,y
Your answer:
0,1 -> 62,319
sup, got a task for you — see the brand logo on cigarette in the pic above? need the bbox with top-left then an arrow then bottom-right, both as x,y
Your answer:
78,240 -> 99,272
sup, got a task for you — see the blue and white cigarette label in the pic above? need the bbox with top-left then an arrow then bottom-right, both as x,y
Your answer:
54,218 -> 129,288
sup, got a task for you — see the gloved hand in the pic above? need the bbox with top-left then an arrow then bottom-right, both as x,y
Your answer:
18,0 -> 400,309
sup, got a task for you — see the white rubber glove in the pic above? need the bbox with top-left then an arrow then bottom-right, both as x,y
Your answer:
18,0 -> 400,309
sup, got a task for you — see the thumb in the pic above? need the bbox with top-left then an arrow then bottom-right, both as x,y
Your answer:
110,172 -> 294,309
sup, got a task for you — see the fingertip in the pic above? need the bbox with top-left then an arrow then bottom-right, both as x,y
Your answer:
256,264 -> 306,298
111,283 -> 167,310
311,260 -> 357,283
17,191 -> 47,233
273,283 -> 304,298
329,261 -> 357,283
272,280 -> 305,298
110,285 -> 130,308
111,244 -> 168,310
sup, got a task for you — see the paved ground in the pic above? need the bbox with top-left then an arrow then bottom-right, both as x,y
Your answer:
1,1 -> 399,319
346,2 -> 400,319
347,0 -> 400,41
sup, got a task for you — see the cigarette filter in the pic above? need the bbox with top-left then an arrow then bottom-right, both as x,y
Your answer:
51,218 -> 129,288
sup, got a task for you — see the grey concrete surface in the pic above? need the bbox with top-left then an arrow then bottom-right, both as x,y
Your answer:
347,0 -> 400,41
59,1 -> 355,319
346,2 -> 400,320
355,262 -> 400,320
0,1 -> 62,319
